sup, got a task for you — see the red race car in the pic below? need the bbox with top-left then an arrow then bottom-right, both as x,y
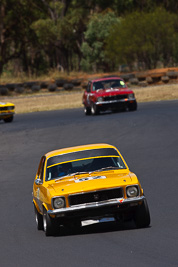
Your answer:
82,77 -> 137,115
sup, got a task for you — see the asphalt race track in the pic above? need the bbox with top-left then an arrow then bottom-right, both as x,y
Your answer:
0,100 -> 178,267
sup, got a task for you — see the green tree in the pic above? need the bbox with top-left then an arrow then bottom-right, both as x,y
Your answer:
106,8 -> 178,70
32,0 -> 91,72
2,0 -> 178,76
0,0 -> 46,76
81,11 -> 119,72
112,0 -> 178,15
0,0 -> 26,75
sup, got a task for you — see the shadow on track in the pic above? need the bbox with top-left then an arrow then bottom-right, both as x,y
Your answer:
50,219 -> 151,238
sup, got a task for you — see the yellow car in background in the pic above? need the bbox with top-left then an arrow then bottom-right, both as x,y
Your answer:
33,143 -> 150,236
0,101 -> 15,123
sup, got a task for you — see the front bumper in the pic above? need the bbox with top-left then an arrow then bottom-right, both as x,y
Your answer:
96,97 -> 136,105
48,196 -> 145,218
95,98 -> 136,110
0,112 -> 14,119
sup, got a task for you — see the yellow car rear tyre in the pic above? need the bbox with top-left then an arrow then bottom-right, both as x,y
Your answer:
34,204 -> 43,230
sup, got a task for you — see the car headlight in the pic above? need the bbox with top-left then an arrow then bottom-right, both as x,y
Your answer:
126,186 -> 139,198
97,97 -> 103,102
128,93 -> 134,99
53,197 -> 65,209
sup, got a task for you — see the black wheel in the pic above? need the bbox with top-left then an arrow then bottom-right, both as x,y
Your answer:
43,207 -> 59,236
134,199 -> 150,228
4,115 -> 14,123
34,204 -> 43,230
84,106 -> 91,115
128,101 -> 137,111
91,103 -> 99,115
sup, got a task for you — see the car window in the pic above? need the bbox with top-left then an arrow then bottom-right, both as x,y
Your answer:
37,156 -> 46,181
86,82 -> 91,92
40,157 -> 45,181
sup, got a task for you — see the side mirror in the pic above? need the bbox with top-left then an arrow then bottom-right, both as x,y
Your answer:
35,178 -> 43,185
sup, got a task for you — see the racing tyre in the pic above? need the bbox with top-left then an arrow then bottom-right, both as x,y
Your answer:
43,207 -> 59,236
48,84 -> 57,92
0,87 -> 9,96
34,204 -> 43,230
4,115 -> 13,123
133,199 -> 150,228
15,87 -> 24,94
91,103 -> 99,115
128,101 -> 137,111
84,106 -> 91,115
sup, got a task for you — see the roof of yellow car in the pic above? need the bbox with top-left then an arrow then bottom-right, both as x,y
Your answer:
45,143 -> 116,159
0,102 -> 15,106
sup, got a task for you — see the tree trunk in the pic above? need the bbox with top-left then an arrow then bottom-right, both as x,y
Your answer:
0,4 -> 5,76
0,60 -> 3,75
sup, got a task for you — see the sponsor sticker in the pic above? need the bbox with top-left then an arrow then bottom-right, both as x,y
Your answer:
75,175 -> 106,183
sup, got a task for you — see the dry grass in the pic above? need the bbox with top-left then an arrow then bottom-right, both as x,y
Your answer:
134,83 -> 178,102
2,92 -> 84,113
1,83 -> 178,114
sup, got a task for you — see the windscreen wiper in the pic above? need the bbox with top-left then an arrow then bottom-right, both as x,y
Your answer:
69,171 -> 89,176
55,171 -> 89,181
90,166 -> 121,173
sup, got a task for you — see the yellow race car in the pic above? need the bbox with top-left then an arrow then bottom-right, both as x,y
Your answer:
33,143 -> 150,236
0,101 -> 15,123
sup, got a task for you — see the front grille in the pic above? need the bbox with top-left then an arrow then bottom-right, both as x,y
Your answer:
0,107 -> 8,111
104,94 -> 128,101
0,106 -> 14,111
69,188 -> 123,206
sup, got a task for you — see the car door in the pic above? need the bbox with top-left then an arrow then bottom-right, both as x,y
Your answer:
83,81 -> 93,107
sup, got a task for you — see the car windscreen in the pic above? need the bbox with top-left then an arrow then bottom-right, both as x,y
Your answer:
93,79 -> 126,91
47,148 -> 119,167
46,156 -> 127,181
